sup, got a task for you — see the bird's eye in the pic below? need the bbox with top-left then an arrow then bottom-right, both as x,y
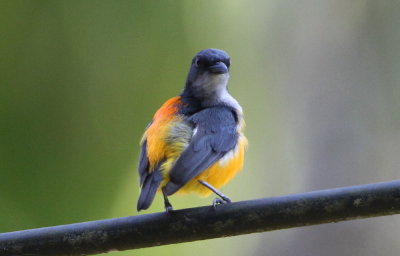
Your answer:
225,59 -> 231,68
195,58 -> 202,67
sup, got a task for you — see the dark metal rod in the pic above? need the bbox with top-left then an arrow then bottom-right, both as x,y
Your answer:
1,180 -> 400,256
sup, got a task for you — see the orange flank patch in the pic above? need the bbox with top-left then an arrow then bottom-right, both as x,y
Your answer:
152,96 -> 183,121
143,96 -> 247,197
176,135 -> 248,196
144,96 -> 182,171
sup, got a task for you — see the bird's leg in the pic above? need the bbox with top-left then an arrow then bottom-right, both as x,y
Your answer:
162,188 -> 173,212
198,180 -> 231,208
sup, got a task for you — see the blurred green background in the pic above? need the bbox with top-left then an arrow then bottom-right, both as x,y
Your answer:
1,1 -> 400,255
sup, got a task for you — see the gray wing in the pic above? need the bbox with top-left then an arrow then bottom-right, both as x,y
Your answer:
164,106 -> 238,195
138,140 -> 149,185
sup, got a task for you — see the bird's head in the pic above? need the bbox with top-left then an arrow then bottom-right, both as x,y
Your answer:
183,49 -> 231,102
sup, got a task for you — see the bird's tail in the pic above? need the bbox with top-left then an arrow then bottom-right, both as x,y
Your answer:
137,169 -> 163,211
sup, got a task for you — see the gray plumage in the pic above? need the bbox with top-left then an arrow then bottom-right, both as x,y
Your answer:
164,106 -> 238,195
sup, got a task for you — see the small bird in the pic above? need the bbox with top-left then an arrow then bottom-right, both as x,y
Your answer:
137,48 -> 247,211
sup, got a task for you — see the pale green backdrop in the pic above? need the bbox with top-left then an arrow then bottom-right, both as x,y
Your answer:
1,1 -> 400,255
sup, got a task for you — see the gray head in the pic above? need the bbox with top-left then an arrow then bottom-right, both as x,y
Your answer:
182,49 -> 231,102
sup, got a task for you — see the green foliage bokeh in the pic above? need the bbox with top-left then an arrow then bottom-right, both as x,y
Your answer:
2,1 -> 400,256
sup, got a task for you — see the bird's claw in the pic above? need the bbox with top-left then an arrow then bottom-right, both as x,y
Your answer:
165,205 -> 173,213
212,196 -> 232,209
164,200 -> 173,213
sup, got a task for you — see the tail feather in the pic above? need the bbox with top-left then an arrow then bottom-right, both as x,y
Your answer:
137,169 -> 163,211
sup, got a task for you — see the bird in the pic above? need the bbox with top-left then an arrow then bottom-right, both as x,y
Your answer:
137,48 -> 247,211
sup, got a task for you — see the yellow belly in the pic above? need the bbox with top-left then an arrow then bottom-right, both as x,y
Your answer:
163,135 -> 247,196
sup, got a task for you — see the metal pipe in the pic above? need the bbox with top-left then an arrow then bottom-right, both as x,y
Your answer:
1,180 -> 400,256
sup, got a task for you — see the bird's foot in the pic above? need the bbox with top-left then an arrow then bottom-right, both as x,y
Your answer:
212,195 -> 232,209
165,205 -> 173,213
162,187 -> 174,213
164,199 -> 173,212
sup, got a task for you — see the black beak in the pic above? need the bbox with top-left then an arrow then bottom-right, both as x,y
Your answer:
208,61 -> 228,74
